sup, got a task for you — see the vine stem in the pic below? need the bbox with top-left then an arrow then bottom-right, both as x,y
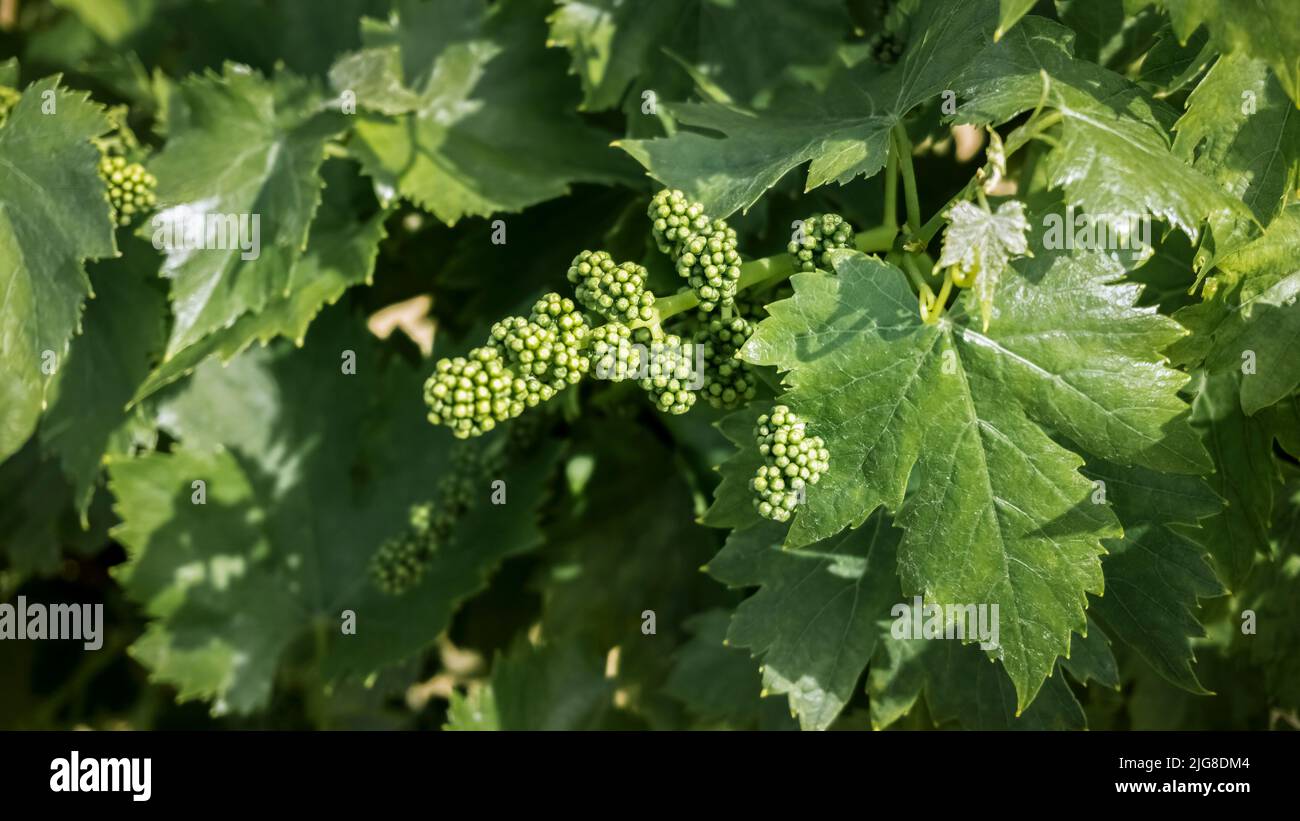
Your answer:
892,123 -> 923,237
916,107 -> 1063,247
901,254 -> 935,308
1005,110 -> 1063,155
884,142 -> 899,231
645,223 -> 898,324
645,107 -> 1067,327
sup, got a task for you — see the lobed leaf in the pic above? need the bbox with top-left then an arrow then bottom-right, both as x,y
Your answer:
331,0 -> 632,225
0,78 -> 117,462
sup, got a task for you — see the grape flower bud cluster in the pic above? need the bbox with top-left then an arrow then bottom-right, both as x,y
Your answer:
751,405 -> 830,522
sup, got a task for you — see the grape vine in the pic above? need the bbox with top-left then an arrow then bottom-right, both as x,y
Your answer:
6,0 -> 1293,737
750,405 -> 830,522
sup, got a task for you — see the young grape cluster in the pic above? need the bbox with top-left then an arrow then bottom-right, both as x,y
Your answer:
589,322 -> 642,382
524,292 -> 592,387
750,405 -> 830,522
371,443 -> 498,594
370,504 -> 435,595
694,310 -> 757,409
789,213 -> 854,272
425,347 -> 531,439
424,188 -> 780,439
648,189 -> 741,313
426,293 -> 590,438
98,153 -> 157,227
638,333 -> 700,415
869,32 -> 905,65
567,250 -> 656,324
648,188 -> 708,253
866,0 -> 908,65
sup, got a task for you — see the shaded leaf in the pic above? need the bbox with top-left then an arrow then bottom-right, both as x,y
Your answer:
110,309 -> 558,713
1175,53 -> 1300,227
145,64 -> 346,363
547,0 -> 850,111
1083,456 -> 1223,691
330,0 -> 631,225
1171,206 -> 1300,416
619,0 -> 999,216
954,16 -> 1254,247
0,78 -> 116,462
40,237 -> 166,519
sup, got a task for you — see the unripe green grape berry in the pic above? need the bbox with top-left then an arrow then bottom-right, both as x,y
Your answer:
649,189 -> 742,313
98,151 -> 158,228
751,404 -> 829,521
589,322 -> 646,382
372,442 -> 507,595
789,213 -> 855,273
425,346 -> 533,438
638,334 -> 699,415
568,250 -> 658,325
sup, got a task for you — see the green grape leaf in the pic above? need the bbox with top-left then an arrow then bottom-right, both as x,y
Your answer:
0,441 -> 74,576
546,0 -> 685,111
702,405 -> 904,730
953,16 -> 1254,247
618,0 -> 999,217
1235,481 -> 1300,713
865,623 -> 929,729
1178,370 -> 1276,591
145,64 -> 346,363
1171,206 -> 1300,415
936,199 -> 1032,331
1174,53 -> 1300,227
330,0 -> 631,225
1060,616 -> 1120,689
869,634 -> 1088,729
1135,25 -> 1212,94
478,638 -> 615,730
0,78 -> 117,463
1053,0 -> 1151,67
1265,393 -> 1300,458
540,421 -> 722,650
663,609 -> 797,730
742,230 -> 1208,708
535,419 -> 728,729
444,686 -> 499,730
995,0 -> 1039,41
51,0 -> 158,45
1241,554 -> 1300,713
134,158 -> 387,401
1150,0 -> 1300,107
1083,457 -> 1223,692
923,643 -> 1087,729
706,511 -> 902,731
39,239 -> 165,520
109,310 -> 557,713
547,0 -> 850,111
